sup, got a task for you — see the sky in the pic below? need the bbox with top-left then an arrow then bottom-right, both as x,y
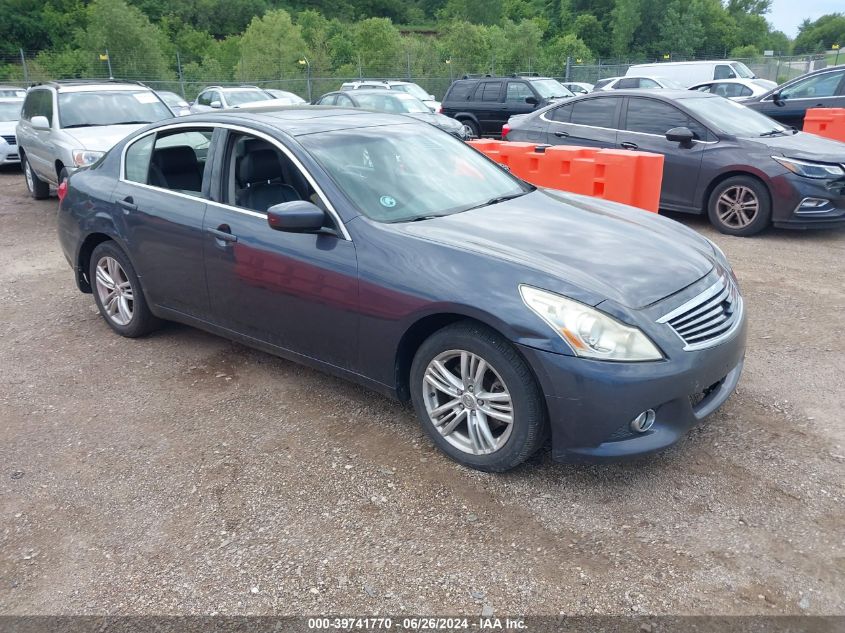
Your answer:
768,0 -> 842,37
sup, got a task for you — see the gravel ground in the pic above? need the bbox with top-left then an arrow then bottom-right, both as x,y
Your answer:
0,167 -> 843,617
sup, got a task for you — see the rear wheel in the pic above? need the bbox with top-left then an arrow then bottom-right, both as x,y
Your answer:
410,322 -> 547,472
23,154 -> 50,200
707,175 -> 771,236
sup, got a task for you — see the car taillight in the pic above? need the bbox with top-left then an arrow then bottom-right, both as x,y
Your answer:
57,179 -> 68,202
502,124 -> 510,139
437,105 -> 443,113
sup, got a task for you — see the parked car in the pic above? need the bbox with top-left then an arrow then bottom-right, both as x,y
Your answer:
441,75 -> 574,138
16,80 -> 173,199
0,85 -> 27,98
627,60 -> 777,89
0,98 -> 23,167
57,108 -> 746,471
340,80 -> 440,112
596,76 -> 687,90
263,89 -> 306,104
315,89 -> 472,139
156,90 -> 191,116
738,64 -> 845,130
190,85 -> 277,113
689,78 -> 772,100
505,90 -> 845,235
561,82 -> 594,95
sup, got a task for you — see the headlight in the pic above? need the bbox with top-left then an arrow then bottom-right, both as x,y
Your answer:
707,238 -> 731,270
772,156 -> 844,179
520,285 -> 663,362
72,149 -> 105,167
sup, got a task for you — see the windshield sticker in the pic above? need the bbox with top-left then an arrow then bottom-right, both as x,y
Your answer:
134,92 -> 159,104
380,195 -> 397,208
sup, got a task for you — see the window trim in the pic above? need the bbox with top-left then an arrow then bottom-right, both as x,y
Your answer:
119,121 -> 351,240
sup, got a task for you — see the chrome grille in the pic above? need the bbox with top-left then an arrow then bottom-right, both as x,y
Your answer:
1,135 -> 15,145
658,274 -> 742,351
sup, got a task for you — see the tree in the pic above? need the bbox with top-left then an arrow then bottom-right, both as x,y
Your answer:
237,9 -> 307,81
793,14 -> 845,54
573,14 -> 609,57
542,33 -> 592,69
438,0 -> 503,25
354,17 -> 402,73
610,0 -> 642,56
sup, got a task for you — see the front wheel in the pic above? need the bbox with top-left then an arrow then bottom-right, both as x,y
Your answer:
459,118 -> 480,139
89,241 -> 161,338
410,322 -> 547,472
23,155 -> 50,200
707,176 -> 771,236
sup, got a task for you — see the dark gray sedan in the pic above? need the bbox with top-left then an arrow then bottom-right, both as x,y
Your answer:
505,90 -> 845,236
315,89 -> 473,139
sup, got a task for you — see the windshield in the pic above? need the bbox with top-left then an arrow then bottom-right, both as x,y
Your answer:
158,92 -> 188,107
299,124 -> 530,223
683,96 -> 785,136
391,83 -> 431,100
531,79 -> 574,98
58,91 -> 172,128
0,101 -> 22,121
732,62 -> 755,79
226,90 -> 272,106
355,93 -> 431,114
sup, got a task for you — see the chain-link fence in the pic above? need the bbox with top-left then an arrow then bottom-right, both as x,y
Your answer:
0,49 -> 830,101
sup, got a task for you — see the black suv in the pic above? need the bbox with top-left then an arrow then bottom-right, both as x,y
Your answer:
441,75 -> 574,138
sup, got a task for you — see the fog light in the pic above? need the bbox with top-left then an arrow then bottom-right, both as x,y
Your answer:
630,409 -> 656,433
795,197 -> 832,214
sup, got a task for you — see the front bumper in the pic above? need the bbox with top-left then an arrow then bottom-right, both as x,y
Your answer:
771,172 -> 845,229
0,142 -> 20,165
518,288 -> 748,463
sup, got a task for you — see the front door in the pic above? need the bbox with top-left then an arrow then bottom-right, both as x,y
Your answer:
114,126 -> 215,318
203,130 -> 359,370
616,97 -> 708,211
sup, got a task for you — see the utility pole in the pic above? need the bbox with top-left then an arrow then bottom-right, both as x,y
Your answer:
103,49 -> 113,79
19,49 -> 29,85
176,51 -> 185,98
406,51 -> 412,81
299,57 -> 312,103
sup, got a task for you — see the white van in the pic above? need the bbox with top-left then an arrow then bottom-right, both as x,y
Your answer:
625,60 -> 774,89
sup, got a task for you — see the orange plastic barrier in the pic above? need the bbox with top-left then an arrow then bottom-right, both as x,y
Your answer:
804,108 -> 845,143
468,139 -> 664,213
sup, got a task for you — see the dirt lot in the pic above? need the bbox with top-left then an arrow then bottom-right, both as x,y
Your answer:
0,167 -> 843,617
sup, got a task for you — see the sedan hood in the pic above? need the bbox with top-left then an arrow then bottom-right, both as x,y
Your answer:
746,131 -> 845,162
395,190 -> 715,309
61,124 -> 147,152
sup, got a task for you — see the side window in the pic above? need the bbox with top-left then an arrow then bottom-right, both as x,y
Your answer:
124,134 -> 154,183
210,91 -> 222,106
570,97 -> 619,128
714,65 -> 735,80
336,95 -> 354,107
639,78 -> 660,89
26,90 -> 53,124
447,81 -> 475,101
197,92 -> 211,106
319,94 -> 337,105
781,70 -> 844,99
739,86 -> 753,97
479,82 -> 502,102
506,82 -> 533,103
21,92 -> 36,120
615,78 -> 638,89
695,85 -> 713,93
225,133 -> 333,229
625,98 -> 709,140
548,102 -> 573,123
145,128 -> 213,194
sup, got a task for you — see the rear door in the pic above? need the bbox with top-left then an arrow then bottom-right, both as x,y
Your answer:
543,95 -> 621,148
473,80 -> 505,135
616,96 -> 709,211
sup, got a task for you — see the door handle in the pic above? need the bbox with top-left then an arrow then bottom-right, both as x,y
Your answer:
208,225 -> 238,243
554,131 -> 569,138
621,142 -> 639,150
117,197 -> 137,211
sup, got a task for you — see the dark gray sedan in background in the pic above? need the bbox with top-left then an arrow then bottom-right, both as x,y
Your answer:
505,90 -> 845,236
58,108 -> 745,471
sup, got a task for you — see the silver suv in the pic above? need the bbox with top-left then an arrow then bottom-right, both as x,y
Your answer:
189,85 -> 275,113
339,80 -> 440,112
16,80 -> 173,199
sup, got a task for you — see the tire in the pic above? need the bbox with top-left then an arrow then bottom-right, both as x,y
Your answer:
59,166 -> 69,184
459,118 -> 480,139
89,241 -> 161,338
23,154 -> 50,200
707,175 -> 771,237
410,321 -> 547,472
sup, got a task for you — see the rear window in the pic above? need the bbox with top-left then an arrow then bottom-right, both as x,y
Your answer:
446,81 -> 476,102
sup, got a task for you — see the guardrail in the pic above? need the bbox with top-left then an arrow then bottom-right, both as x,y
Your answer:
803,108 -> 845,143
468,139 -> 664,213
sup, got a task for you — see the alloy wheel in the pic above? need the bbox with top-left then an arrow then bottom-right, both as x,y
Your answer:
716,185 -> 759,228
95,256 -> 134,326
422,349 -> 514,455
24,159 -> 34,193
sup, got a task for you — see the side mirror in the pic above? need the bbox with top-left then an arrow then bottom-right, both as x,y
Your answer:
267,200 -> 326,233
665,126 -> 695,145
772,91 -> 785,106
525,96 -> 539,106
210,100 -> 222,109
31,115 -> 50,130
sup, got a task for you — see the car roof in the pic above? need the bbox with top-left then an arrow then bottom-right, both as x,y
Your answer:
630,60 -> 739,67
174,106 -> 420,137
580,89 -> 716,100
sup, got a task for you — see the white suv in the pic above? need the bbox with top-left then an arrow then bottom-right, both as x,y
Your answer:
16,80 -> 173,198
339,80 -> 440,112
190,86 -> 276,113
